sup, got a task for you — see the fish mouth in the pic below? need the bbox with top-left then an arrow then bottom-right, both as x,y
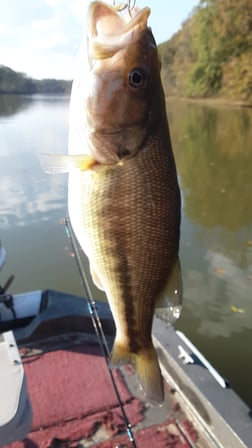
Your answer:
87,1 -> 151,59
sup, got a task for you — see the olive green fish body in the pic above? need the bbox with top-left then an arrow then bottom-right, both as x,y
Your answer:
40,1 -> 182,404
68,128 -> 180,402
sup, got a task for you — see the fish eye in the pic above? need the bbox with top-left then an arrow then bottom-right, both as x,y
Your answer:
128,68 -> 148,89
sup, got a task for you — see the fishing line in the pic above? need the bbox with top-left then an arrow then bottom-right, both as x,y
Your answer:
112,0 -> 136,13
64,217 -> 137,448
128,0 -> 136,10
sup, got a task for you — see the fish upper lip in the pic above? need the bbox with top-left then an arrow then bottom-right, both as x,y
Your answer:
86,3 -> 151,60
88,3 -> 150,38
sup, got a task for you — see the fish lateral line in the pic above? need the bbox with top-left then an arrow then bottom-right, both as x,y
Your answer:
38,153 -> 99,174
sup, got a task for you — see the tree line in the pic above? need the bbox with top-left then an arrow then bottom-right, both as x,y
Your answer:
0,65 -> 71,95
159,0 -> 252,103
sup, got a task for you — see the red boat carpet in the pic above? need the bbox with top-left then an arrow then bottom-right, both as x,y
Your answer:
4,343 -> 196,448
4,343 -> 144,448
95,419 -> 196,448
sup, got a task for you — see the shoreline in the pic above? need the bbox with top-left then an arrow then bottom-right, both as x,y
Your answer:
165,95 -> 252,109
1,91 -> 251,109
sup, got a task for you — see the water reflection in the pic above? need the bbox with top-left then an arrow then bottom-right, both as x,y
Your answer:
170,107 -> 251,288
183,247 -> 252,338
0,95 -> 33,117
0,94 -> 69,118
167,101 -> 252,231
0,160 -> 67,228
0,96 -> 69,228
167,100 -> 252,403
0,95 -> 84,300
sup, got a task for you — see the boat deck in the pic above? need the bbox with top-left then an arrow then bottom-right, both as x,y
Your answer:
0,294 -> 201,448
2,289 -> 252,448
3,330 -> 200,448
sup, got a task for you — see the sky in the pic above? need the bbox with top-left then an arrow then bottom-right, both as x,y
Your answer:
0,0 -> 199,80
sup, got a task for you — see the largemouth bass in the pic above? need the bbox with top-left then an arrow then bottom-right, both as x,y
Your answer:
40,1 -> 182,404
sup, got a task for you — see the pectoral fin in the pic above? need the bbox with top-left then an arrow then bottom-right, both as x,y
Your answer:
38,153 -> 97,174
155,256 -> 183,324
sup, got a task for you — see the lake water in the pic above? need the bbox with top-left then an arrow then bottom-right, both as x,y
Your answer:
0,94 -> 251,407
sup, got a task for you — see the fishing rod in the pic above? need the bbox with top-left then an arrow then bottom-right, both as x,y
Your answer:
64,217 -> 137,448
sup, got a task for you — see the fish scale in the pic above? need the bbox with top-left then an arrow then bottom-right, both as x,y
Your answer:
76,139 -> 180,352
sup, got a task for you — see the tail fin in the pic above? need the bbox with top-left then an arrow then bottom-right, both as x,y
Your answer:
110,341 -> 164,404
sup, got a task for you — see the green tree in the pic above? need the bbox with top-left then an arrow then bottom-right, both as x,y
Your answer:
0,65 -> 71,95
158,0 -> 252,102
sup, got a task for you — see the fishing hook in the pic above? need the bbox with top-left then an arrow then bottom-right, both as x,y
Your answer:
113,0 -> 136,14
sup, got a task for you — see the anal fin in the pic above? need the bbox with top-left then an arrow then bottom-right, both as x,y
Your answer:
155,256 -> 183,324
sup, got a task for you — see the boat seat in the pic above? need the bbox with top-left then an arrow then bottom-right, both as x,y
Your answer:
0,331 -> 32,447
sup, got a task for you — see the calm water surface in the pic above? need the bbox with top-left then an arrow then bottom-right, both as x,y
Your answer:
0,94 -> 251,406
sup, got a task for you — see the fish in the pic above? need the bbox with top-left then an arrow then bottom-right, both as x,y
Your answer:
39,0 -> 182,404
